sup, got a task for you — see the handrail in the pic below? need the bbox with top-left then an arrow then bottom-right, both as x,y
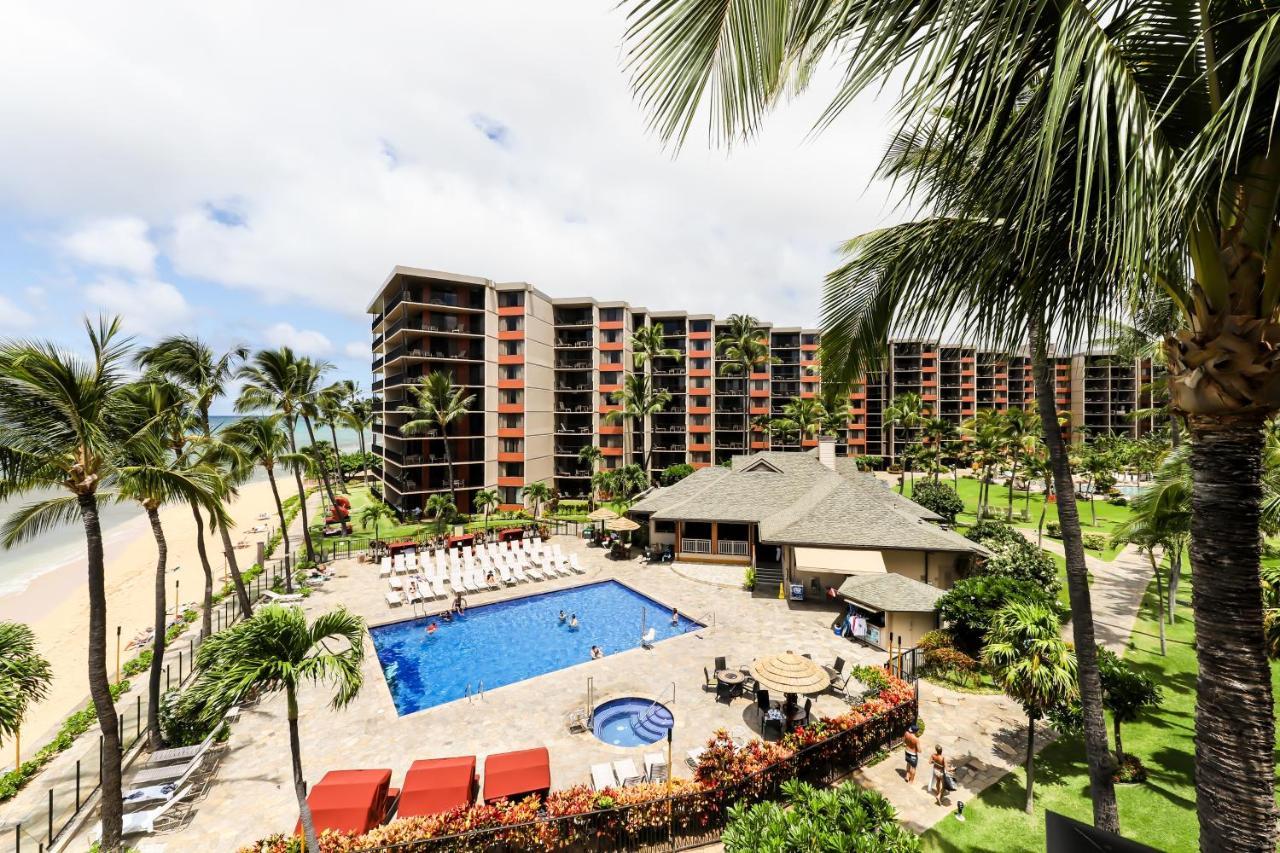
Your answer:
633,681 -> 676,732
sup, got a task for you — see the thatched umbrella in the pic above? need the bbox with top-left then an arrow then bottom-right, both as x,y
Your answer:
749,652 -> 831,696
604,516 -> 639,532
587,508 -> 619,522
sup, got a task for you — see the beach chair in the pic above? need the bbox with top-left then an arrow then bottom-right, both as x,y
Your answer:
94,785 -> 194,841
569,554 -> 585,574
129,739 -> 213,787
525,562 -> 544,582
379,558 -> 392,578
613,759 -> 644,786
512,562 -> 528,582
644,753 -> 668,783
385,591 -> 404,607
685,748 -> 706,770
388,577 -> 404,591
147,731 -> 216,767
262,590 -> 304,604
591,763 -> 616,790
406,582 -> 424,604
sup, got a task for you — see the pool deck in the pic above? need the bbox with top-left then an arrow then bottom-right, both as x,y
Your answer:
88,533 -> 1043,850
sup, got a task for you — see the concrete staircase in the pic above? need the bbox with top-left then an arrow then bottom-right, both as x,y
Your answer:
754,563 -> 784,593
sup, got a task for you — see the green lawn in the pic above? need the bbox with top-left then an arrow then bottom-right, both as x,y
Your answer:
920,557 -> 1280,853
905,476 -> 1131,560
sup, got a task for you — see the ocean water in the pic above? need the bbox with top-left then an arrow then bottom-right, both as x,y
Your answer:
370,581 -> 703,715
0,416 -> 370,597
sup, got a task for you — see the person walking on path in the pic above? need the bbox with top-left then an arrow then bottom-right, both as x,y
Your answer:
930,745 -> 947,805
904,725 -> 921,783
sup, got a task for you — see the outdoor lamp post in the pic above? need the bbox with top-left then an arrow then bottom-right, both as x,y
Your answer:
115,625 -> 121,684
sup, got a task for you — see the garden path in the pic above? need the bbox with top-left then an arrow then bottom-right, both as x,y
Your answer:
1029,535 -> 1155,654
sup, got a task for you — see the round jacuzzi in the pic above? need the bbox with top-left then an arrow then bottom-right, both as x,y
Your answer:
592,697 -> 674,747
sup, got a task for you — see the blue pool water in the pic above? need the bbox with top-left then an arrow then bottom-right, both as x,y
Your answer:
592,697 -> 674,747
370,581 -> 703,715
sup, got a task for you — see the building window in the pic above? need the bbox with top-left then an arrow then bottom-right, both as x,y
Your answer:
499,291 -> 524,308
655,520 -> 675,534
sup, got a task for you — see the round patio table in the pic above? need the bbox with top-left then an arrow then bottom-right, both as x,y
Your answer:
716,669 -> 744,697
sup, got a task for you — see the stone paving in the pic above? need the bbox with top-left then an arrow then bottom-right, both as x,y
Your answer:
71,531 -> 1055,850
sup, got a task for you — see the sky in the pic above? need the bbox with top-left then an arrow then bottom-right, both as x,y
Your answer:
0,2 -> 901,404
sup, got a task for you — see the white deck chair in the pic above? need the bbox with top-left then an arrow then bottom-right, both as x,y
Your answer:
570,554 -> 585,574
388,576 -> 404,591
644,753 -> 668,783
512,562 -> 528,582
555,557 -> 573,578
613,759 -> 644,787
591,763 -> 617,790
386,591 -> 404,606
147,732 -> 215,767
129,738 -> 213,786
524,561 -> 544,581
432,576 -> 448,598
497,563 -> 514,585
95,785 -> 194,841
262,590 -> 304,604
405,581 -> 424,604
552,543 -> 565,558
379,557 -> 392,578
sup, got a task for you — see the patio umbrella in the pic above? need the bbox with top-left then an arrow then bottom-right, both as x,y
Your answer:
604,516 -> 639,532
749,652 -> 831,695
587,508 -> 619,522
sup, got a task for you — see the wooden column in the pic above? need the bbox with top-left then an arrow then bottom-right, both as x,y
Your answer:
710,522 -> 719,557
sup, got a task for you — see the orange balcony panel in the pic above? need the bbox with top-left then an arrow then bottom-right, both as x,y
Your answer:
497,427 -> 524,439
801,343 -> 819,351
601,446 -> 624,457
961,409 -> 975,417
497,305 -> 524,317
749,389 -> 770,398
498,378 -> 524,390
801,439 -> 819,448
751,440 -> 770,450
498,330 -> 524,341
600,383 -> 621,394
691,461 -> 711,469
690,387 -> 711,397
961,356 -> 975,363
497,476 -> 524,488
849,392 -> 866,401
689,368 -> 711,378
747,372 -> 768,381
599,403 -> 622,413
689,331 -> 713,340
801,375 -> 820,383
922,365 -> 938,373
498,354 -> 524,366
690,349 -> 712,359
598,424 -> 624,436
849,407 -> 866,416
498,503 -> 524,513
960,369 -> 975,377
599,363 -> 624,373
600,320 -> 624,331
749,405 -> 770,416
922,351 -> 938,358
690,405 -> 711,415
689,424 -> 711,434
497,451 -> 523,463
600,341 -> 624,352
848,437 -> 866,446
689,442 -> 711,452
994,372 -> 1008,379
922,394 -> 938,402
801,391 -> 816,399
497,403 -> 522,414
960,395 -> 976,403
801,359 -> 817,367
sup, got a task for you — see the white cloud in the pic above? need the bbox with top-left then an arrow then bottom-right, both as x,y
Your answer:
0,3 -> 904,328
343,341 -> 368,360
60,216 -> 156,274
83,276 -> 190,335
0,295 -> 35,329
263,322 -> 332,356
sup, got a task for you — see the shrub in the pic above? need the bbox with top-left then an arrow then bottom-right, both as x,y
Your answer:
722,779 -> 920,852
910,480 -> 965,524
743,566 -> 756,590
966,521 -> 1059,590
1113,754 -> 1148,784
660,463 -> 695,486
849,664 -> 891,694
1046,521 -> 1061,538
1083,533 -> 1107,551
917,630 -> 953,652
122,649 -> 153,678
924,647 -> 980,684
158,689 -> 221,747
1107,494 -> 1129,506
937,575 -> 1060,654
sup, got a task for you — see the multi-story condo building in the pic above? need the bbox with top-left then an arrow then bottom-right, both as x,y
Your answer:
368,266 -> 1154,515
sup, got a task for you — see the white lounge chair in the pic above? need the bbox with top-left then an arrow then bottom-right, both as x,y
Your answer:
388,577 -> 404,591
385,591 -> 404,607
379,558 -> 392,578
570,554 -> 585,574
644,753 -> 668,783
406,582 -> 424,604
686,748 -> 706,769
130,738 -> 213,786
591,763 -> 616,790
94,785 -> 193,841
512,563 -> 528,582
641,628 -> 656,648
262,590 -> 304,604
147,731 -> 216,767
613,758 -> 644,786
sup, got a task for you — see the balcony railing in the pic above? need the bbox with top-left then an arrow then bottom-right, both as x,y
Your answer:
681,538 -> 711,554
718,540 -> 750,557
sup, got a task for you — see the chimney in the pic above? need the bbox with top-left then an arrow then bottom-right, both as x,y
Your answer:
818,435 -> 837,470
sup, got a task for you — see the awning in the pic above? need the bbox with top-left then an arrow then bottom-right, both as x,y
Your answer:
298,769 -> 393,836
483,747 -> 551,804
397,756 -> 477,817
793,547 -> 886,576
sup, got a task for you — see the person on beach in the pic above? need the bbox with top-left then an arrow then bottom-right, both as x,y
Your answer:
930,745 -> 947,804
903,725 -> 920,783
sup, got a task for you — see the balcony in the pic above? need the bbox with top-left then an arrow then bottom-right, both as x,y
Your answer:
718,540 -> 749,557
555,359 -> 593,370
681,538 -> 711,554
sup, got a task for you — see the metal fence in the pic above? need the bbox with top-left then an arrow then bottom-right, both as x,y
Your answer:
349,699 -> 916,853
3,558 -> 297,852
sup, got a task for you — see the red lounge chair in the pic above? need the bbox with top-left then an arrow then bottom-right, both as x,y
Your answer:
296,769 -> 399,836
397,756 -> 478,817
483,747 -> 551,804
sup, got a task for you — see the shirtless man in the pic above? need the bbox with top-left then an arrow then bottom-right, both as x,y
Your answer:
903,724 -> 921,783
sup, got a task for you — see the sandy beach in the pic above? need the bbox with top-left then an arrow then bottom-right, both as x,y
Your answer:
0,478 -> 286,750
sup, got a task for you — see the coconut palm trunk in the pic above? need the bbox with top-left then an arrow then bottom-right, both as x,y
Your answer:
1148,548 -> 1166,656
79,493 -> 123,850
190,503 -> 214,640
302,416 -> 338,509
285,418 -> 316,568
265,466 -> 290,560
287,684 -> 320,852
1187,421 -> 1275,848
1024,715 -> 1036,814
145,505 -> 168,749
441,431 -> 457,506
213,513 -> 252,617
1032,321 -> 1118,831
327,420 -> 346,492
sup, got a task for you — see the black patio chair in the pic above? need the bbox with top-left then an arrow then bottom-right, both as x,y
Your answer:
702,667 -> 717,692
799,698 -> 812,727
714,656 -> 727,673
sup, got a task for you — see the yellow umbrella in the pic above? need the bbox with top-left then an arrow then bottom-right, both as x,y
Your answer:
604,516 -> 640,532
749,652 -> 831,695
587,508 -> 619,522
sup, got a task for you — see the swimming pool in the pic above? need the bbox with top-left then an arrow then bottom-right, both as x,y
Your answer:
370,580 -> 703,716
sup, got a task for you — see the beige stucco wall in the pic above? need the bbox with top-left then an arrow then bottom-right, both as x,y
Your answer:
885,610 -> 939,649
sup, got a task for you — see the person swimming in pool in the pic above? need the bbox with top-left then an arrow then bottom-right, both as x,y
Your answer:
558,610 -> 567,624
569,614 -> 580,629
590,645 -> 603,660
670,607 -> 679,627
426,622 -> 438,635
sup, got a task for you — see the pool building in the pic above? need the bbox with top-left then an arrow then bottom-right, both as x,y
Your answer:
629,438 -> 985,649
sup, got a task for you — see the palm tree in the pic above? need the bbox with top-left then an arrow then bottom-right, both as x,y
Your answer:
317,381 -> 352,491
884,393 -> 923,493
223,415 -> 304,586
399,371 -> 476,507
473,488 -> 499,531
0,623 -> 52,756
237,348 -> 319,566
983,601 -> 1078,814
425,493 -> 456,538
523,480 -> 552,520
118,379 -> 228,747
630,324 -> 683,369
591,470 -> 617,506
0,317 -> 135,848
578,446 -> 603,510
1001,408 -> 1038,518
358,500 -> 396,543
294,358 -> 339,510
716,314 -> 773,451
605,373 -> 671,474
138,336 -> 254,618
183,605 -> 364,853
920,417 -> 956,483
779,396 -> 825,444
621,1 -> 1280,842
342,394 -> 375,481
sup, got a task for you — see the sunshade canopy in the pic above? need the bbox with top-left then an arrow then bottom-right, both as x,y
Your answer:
483,747 -> 551,803
397,756 -> 477,817
749,652 -> 832,695
605,516 -> 640,532
298,769 -> 392,836
587,508 -> 620,521
793,547 -> 886,576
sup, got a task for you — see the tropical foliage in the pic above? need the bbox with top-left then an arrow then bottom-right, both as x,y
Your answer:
722,779 -> 919,852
